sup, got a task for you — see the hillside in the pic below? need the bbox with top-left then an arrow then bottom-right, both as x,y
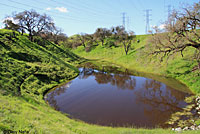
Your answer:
0,29 -> 200,134
0,29 -> 81,98
73,34 -> 200,94
0,29 -> 83,133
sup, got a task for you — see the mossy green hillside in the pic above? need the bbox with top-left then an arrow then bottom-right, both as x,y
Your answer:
0,29 -> 81,98
0,29 -> 79,133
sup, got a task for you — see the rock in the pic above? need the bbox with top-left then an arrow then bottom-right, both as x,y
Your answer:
196,97 -> 200,102
190,125 -> 196,130
172,128 -> 175,131
196,106 -> 200,110
183,126 -> 189,131
197,125 -> 200,130
175,127 -> 182,132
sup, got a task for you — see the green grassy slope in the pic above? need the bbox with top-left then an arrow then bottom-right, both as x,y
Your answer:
0,29 -> 81,99
1,94 -> 199,134
1,29 -> 199,134
0,29 -> 82,133
73,34 -> 200,94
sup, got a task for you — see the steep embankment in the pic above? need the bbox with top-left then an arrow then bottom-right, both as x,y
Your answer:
73,34 -> 200,94
0,29 -> 81,97
0,29 -> 83,133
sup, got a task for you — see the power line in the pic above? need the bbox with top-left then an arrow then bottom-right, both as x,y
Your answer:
0,2 -> 26,11
8,0 -> 43,11
100,0 -> 121,14
1,1 -> 79,22
137,0 -> 145,9
129,0 -> 139,10
128,0 -> 143,14
6,0 -> 82,21
5,0 -> 117,24
32,0 -> 119,20
49,0 -> 118,17
75,0 -> 119,15
118,0 -> 126,11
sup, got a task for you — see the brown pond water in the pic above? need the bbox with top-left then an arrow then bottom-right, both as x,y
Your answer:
45,65 -> 193,128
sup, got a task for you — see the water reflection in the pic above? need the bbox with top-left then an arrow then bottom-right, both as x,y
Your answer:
79,67 -> 136,90
46,67 -> 191,128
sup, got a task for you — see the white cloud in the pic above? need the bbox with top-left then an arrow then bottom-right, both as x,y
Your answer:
45,7 -> 51,11
45,7 -> 68,13
150,24 -> 166,30
2,17 -> 18,24
1,24 -> 4,29
150,25 -> 156,29
55,7 -> 68,13
1,17 -> 18,29
158,24 -> 166,29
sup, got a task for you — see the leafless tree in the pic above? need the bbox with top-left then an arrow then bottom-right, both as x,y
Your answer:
3,19 -> 22,33
94,28 -> 111,46
149,2 -> 200,71
111,26 -> 126,37
119,30 -> 136,55
77,33 -> 92,48
51,28 -> 68,44
3,10 -> 55,41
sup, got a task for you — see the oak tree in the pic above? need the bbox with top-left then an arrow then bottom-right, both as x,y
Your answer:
118,28 -> 135,55
94,28 -> 111,46
149,2 -> 200,70
4,10 -> 55,41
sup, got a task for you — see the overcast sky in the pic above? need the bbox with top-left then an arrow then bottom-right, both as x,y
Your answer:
0,0 -> 199,36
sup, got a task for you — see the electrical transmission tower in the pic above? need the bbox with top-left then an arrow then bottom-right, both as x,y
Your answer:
144,9 -> 152,34
122,12 -> 126,29
167,5 -> 171,19
164,0 -> 172,20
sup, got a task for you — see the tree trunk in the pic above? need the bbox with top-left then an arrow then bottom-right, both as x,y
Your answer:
123,42 -> 128,55
29,35 -> 33,41
54,40 -> 58,44
101,40 -> 104,46
125,50 -> 128,55
83,43 -> 86,48
124,47 -> 128,55
29,30 -> 33,41
21,29 -> 24,35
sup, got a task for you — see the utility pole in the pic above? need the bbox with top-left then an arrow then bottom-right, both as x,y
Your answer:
144,9 -> 152,34
167,5 -> 171,19
164,0 -> 172,20
122,12 -> 126,29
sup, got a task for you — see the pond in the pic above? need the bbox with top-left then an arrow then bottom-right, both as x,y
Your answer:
45,62 -> 193,128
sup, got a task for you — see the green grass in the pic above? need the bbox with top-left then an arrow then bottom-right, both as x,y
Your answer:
73,34 -> 200,94
2,94 -> 200,134
1,29 -> 200,134
0,29 -> 81,98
